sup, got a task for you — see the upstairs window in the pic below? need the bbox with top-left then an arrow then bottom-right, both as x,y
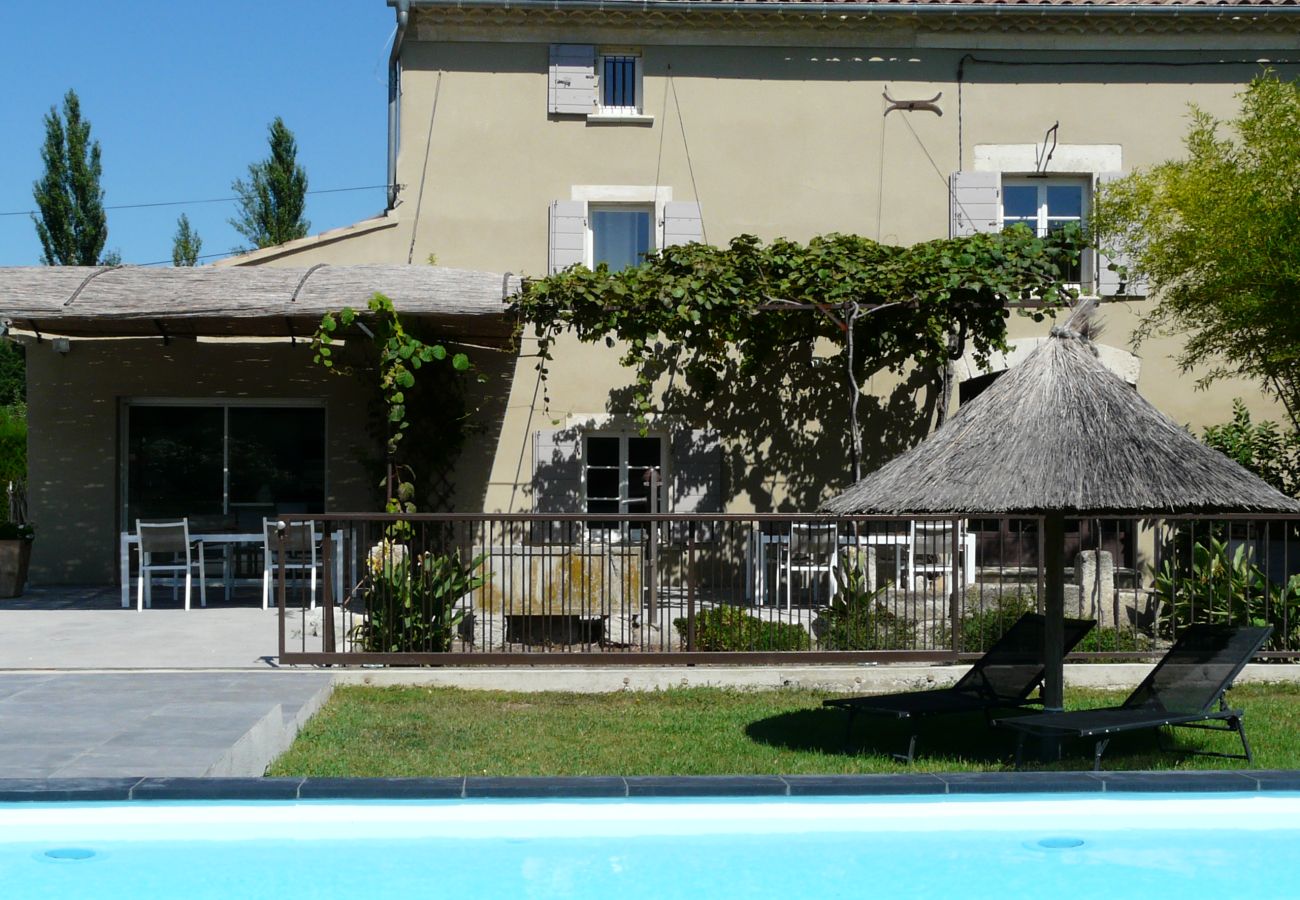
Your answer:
596,50 -> 643,116
590,205 -> 653,272
1001,178 -> 1088,284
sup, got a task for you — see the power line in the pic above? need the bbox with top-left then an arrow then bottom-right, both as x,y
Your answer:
0,184 -> 389,218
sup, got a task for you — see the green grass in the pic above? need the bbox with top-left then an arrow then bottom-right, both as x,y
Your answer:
268,682 -> 1300,777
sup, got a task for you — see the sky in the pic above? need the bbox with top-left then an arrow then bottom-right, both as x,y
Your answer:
0,1 -> 397,267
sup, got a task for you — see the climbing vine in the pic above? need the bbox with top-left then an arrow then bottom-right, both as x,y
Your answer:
312,293 -> 470,514
511,226 -> 1084,478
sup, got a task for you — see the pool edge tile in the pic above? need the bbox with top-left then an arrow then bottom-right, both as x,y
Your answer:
130,777 -> 304,801
940,772 -> 1106,794
624,776 -> 788,797
1093,771 -> 1261,793
782,774 -> 947,796
463,777 -> 629,799
297,777 -> 467,800
0,777 -> 142,803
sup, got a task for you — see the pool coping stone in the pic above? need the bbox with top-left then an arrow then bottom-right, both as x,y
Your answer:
0,771 -> 1297,802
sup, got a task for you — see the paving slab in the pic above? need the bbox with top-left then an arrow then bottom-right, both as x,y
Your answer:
0,673 -> 332,777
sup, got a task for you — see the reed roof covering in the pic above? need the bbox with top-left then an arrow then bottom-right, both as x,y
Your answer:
0,265 -> 521,341
822,311 -> 1300,516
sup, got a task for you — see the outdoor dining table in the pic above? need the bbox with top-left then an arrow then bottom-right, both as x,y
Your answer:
746,527 -> 913,606
118,530 -> 345,609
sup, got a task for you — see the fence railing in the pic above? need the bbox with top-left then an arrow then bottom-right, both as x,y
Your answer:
273,513 -> 1300,666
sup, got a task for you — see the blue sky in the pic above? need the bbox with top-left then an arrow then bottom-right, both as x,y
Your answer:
0,1 -> 396,266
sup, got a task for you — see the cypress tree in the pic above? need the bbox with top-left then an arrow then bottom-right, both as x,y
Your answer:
230,117 -> 310,250
32,89 -> 108,266
171,214 -> 202,266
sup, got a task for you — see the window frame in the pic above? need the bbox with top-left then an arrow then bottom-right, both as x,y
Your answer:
593,49 -> 644,119
1000,175 -> 1093,291
587,203 -> 656,272
582,431 -> 668,532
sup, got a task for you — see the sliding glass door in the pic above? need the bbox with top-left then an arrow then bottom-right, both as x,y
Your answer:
124,401 -> 326,531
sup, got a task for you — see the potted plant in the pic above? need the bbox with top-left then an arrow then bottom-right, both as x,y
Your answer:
0,521 -> 34,599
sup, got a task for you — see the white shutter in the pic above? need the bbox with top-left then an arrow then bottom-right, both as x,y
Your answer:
548,44 -> 596,116
532,427 -> 583,513
662,201 -> 704,248
671,430 -> 722,513
949,171 -> 1001,237
548,200 -> 586,274
1095,172 -> 1148,298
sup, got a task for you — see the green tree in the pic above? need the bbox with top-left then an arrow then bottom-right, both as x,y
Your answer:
1094,73 -> 1300,431
0,343 -> 24,407
230,117 -> 310,250
171,214 -> 202,267
1202,400 -> 1300,498
31,89 -> 108,266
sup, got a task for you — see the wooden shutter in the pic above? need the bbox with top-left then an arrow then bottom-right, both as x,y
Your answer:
670,430 -> 723,513
548,44 -> 596,116
1095,172 -> 1148,298
662,201 -> 704,247
949,172 -> 1000,237
548,200 -> 586,274
532,427 -> 582,513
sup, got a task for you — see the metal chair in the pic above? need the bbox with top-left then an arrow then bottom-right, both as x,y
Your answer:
135,519 -> 206,611
262,518 -> 319,610
779,522 -> 839,609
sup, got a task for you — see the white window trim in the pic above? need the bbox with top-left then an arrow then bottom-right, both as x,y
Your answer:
999,175 -> 1095,295
591,48 -> 649,122
570,186 -> 673,267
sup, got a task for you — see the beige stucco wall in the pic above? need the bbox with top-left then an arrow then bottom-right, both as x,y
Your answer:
25,340 -> 380,584
212,20 -> 1298,515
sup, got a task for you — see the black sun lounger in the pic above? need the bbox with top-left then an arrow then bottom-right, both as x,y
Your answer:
823,612 -> 1095,762
995,623 -> 1273,771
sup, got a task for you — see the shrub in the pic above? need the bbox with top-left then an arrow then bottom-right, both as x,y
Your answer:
945,592 -> 1036,653
0,404 -> 25,487
673,606 -> 810,652
350,542 -> 483,653
814,559 -> 916,650
1153,535 -> 1300,649
1074,626 -> 1152,654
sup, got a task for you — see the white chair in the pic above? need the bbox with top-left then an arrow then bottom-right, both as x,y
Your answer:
135,519 -> 206,611
262,518 -> 319,610
779,522 -> 839,609
907,520 -> 976,590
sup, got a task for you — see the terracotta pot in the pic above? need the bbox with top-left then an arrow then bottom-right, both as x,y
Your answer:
0,539 -> 32,598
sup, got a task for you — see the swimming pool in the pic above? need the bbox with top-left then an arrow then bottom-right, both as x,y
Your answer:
2,793 -> 1295,898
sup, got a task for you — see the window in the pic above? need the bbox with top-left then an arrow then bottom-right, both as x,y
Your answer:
590,205 -> 653,272
124,400 -> 326,530
1001,178 -> 1089,283
585,433 -> 665,529
597,51 -> 642,116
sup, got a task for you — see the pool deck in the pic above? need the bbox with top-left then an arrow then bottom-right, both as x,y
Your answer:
4,585 -> 1300,781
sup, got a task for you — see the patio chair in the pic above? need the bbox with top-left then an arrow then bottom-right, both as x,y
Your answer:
906,520 -> 975,591
823,613 -> 1095,763
262,518 -> 319,610
995,623 -> 1272,771
777,522 -> 839,609
135,519 -> 206,611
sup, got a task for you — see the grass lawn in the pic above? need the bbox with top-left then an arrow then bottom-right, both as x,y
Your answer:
268,682 -> 1300,777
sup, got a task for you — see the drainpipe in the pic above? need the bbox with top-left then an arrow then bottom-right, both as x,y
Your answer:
387,0 -> 411,212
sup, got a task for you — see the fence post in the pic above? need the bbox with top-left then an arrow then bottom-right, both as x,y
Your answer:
276,526 -> 287,661
686,520 -> 696,652
322,521 -> 335,655
949,516 -> 962,655
647,469 -> 659,624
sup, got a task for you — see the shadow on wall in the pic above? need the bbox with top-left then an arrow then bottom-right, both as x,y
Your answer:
593,342 -> 944,512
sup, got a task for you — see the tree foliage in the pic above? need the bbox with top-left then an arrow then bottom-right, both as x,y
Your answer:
511,227 -> 1081,488
32,89 -> 108,266
1094,73 -> 1300,430
230,117 -> 309,251
171,214 -> 202,267
1202,400 -> 1300,498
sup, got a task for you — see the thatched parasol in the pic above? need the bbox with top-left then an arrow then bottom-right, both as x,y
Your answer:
822,302 -> 1300,709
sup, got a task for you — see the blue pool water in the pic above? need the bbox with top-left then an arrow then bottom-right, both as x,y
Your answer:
2,793 -> 1295,899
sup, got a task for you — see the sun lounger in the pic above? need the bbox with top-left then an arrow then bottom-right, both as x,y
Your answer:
823,612 -> 1095,762
995,623 -> 1272,770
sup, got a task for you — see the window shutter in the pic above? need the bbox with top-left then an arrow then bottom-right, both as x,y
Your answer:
949,171 -> 1000,237
662,201 -> 704,248
532,427 -> 583,513
548,200 -> 586,274
670,429 -> 723,513
1095,172 -> 1148,298
548,44 -> 596,115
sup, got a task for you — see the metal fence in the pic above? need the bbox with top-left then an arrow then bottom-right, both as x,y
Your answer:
273,513 -> 1300,666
